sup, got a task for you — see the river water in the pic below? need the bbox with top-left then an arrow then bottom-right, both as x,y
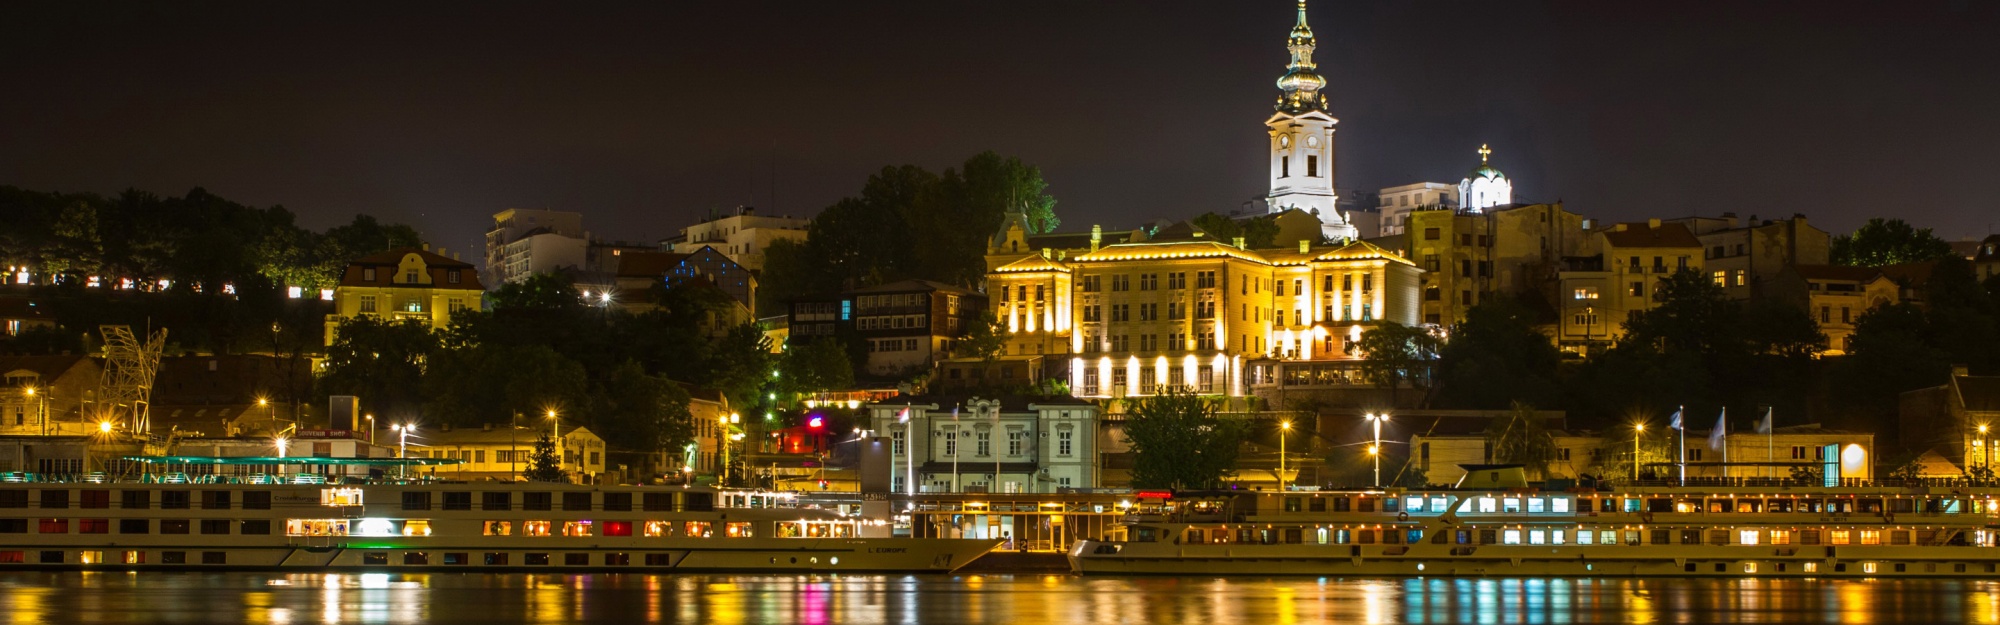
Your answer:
0,572 -> 1990,624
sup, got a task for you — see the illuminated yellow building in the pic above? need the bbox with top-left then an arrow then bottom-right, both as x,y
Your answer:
1554,220 -> 1704,354
324,248 -> 485,347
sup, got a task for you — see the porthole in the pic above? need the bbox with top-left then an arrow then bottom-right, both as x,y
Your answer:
830,557 -> 839,566
789,557 -> 797,564
810,557 -> 819,564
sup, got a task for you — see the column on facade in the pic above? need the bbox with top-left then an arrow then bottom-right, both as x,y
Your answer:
1372,263 -> 1386,321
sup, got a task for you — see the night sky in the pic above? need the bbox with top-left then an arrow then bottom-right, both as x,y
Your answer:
4,1 -> 1997,263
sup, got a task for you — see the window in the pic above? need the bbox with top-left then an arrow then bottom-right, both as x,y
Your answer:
1424,228 -> 1441,240
402,492 -> 431,511
202,552 -> 226,565
563,492 -> 592,511
81,490 -> 109,509
38,518 -> 66,534
359,295 -> 378,313
976,431 -> 991,456
1008,431 -> 1024,456
524,492 -> 552,511
444,492 -> 472,511
201,519 -> 231,535
79,519 -> 109,534
1058,430 -> 1074,456
39,490 -> 68,509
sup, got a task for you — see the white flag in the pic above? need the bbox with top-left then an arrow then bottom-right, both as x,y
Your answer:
1755,407 -> 1773,434
1668,409 -> 1683,430
1707,409 -> 1727,452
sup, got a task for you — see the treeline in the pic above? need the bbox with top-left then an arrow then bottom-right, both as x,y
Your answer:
1425,223 -> 2000,452
0,185 -> 421,355
319,274 -> 857,467
756,151 -> 1058,313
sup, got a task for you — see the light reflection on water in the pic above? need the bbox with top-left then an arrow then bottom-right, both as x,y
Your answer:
0,572 -> 1992,624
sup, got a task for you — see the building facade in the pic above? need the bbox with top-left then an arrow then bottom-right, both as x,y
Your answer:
1553,220 -> 1704,354
0,355 -> 103,436
484,209 -> 588,287
416,424 -> 607,483
787,280 -> 988,378
1374,182 -> 1457,238
1261,1 -> 1358,241
866,395 -> 1099,494
1768,265 -> 1899,355
666,206 -> 809,273
1667,213 -> 1830,302
323,248 -> 485,347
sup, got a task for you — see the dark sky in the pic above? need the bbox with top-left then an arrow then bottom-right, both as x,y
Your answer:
4,1 -> 1997,263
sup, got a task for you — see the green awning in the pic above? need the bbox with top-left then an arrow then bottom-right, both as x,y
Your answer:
120,456 -> 463,466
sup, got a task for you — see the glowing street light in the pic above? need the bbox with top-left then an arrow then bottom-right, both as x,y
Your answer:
1364,413 -> 1389,488
547,409 -> 563,473
1279,421 -> 1292,491
391,424 -> 416,478
274,435 -> 290,459
1633,423 -> 1646,482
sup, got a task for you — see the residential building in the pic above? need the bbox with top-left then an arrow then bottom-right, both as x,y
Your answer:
1400,410 -> 1581,484
787,280 -> 986,378
866,394 -> 1099,494
416,424 -> 607,483
1974,234 -> 2000,282
1374,182 -> 1457,237
0,296 -> 55,338
608,247 -> 758,323
1554,220 -> 1704,354
0,355 -> 103,436
323,248 -> 484,347
1667,213 -> 1830,301
988,252 -> 1074,359
484,209 -> 588,287
1768,265 -> 1899,355
1900,367 -> 2000,472
667,206 -> 809,273
1402,202 -> 1587,326
684,385 -> 734,479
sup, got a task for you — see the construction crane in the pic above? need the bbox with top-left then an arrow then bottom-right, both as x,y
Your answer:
98,325 -> 166,434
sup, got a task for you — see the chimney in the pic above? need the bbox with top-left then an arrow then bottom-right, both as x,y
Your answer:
1299,240 -> 1311,254
438,247 -> 446,258
1614,223 -> 1629,232
1647,218 -> 1661,229
1041,248 -> 1052,259
482,423 -> 493,431
1090,225 -> 1102,252
1954,365 -> 1971,378
1233,237 -> 1246,249
421,242 -> 431,252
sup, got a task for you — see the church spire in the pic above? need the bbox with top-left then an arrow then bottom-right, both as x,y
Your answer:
1275,1 -> 1327,114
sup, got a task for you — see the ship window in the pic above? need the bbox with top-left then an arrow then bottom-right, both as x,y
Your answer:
402,520 -> 431,536
443,492 -> 472,511
122,551 -> 143,564
1528,530 -> 1546,545
0,551 -> 21,563
241,520 -> 271,535
1830,530 -> 1851,545
285,519 -> 349,536
1477,498 -> 1496,513
645,521 -> 673,537
404,552 -> 429,565
443,553 -> 468,565
322,488 -> 365,506
1527,498 -> 1545,513
564,553 -> 589,566
1739,530 -> 1760,545
563,493 -> 593,511
1502,530 -> 1522,545
0,491 -> 22,508
484,553 -> 509,565
482,492 -> 511,511
161,491 -> 189,509
201,491 -> 231,510
525,553 -> 550,566
525,492 -> 553,511
562,521 -> 593,537
726,522 -> 754,538
198,552 -> 224,564
161,551 -> 185,564
81,490 -> 110,509
1316,528 -> 1328,545
483,521 -> 512,536
1577,530 -> 1594,545
1551,498 -> 1570,513
123,490 -> 155,510
684,522 -> 711,538
1860,530 -> 1882,545
118,519 -> 147,534
643,493 -> 674,512
1431,497 -> 1448,512
521,521 -> 552,537
1502,498 -> 1521,513
644,554 -> 672,566
605,553 -> 630,566
603,521 -> 633,537
159,519 -> 187,534
603,493 -> 632,512
1405,497 -> 1424,512
1606,530 -> 1624,545
39,490 -> 68,509
1770,530 -> 1792,545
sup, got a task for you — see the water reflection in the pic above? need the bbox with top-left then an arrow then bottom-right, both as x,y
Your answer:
0,572 -> 1990,624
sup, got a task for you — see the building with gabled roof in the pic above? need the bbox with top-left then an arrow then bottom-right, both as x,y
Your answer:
324,247 -> 484,347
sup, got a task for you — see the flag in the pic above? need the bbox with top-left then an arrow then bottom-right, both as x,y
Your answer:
1755,407 -> 1773,434
1668,409 -> 1683,430
1707,409 -> 1727,452
897,406 -> 910,423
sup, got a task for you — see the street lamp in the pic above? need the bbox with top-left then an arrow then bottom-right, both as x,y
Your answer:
1278,421 -> 1292,491
274,435 -> 290,459
548,409 -> 562,475
392,424 -> 415,478
1981,424 -> 1992,475
1633,423 -> 1646,482
1364,413 -> 1389,488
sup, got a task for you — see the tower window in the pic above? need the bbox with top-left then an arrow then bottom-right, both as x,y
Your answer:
1307,155 -> 1319,177
1280,156 -> 1289,178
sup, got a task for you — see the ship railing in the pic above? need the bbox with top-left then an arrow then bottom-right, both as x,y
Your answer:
1619,477 -> 2000,490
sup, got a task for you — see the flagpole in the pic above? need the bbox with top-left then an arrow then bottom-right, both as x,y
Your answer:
952,404 -> 960,494
1766,407 -> 1774,480
1720,407 -> 1728,475
1677,405 -> 1685,483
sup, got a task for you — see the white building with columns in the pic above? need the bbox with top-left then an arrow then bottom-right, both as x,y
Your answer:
866,395 -> 1099,495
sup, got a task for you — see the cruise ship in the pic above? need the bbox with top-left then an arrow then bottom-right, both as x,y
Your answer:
0,470 -> 997,572
1071,466 -> 2000,577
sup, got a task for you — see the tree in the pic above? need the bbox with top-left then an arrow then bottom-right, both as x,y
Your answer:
1191,212 -> 1281,249
423,343 -> 589,427
590,362 -> 697,460
525,433 -> 568,483
1832,218 -> 1955,267
957,309 -> 1008,362
1484,402 -> 1559,479
1346,321 -> 1441,406
319,317 -> 438,421
1122,387 -> 1248,490
1435,296 -> 1562,409
779,339 -> 856,396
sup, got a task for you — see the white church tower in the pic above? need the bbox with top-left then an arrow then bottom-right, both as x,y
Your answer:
1264,1 -> 1356,241
1458,143 -> 1513,213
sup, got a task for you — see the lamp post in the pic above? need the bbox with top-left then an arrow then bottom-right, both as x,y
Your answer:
365,414 -> 375,446
1278,421 -> 1292,491
1981,424 -> 1991,477
26,386 -> 44,437
548,410 -> 562,476
1633,423 -> 1645,482
392,424 -> 414,478
1364,413 -> 1388,488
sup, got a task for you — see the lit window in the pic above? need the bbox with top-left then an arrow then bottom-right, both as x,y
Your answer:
1803,562 -> 1818,573
1830,530 -> 1851,545
1770,530 -> 1791,545
1478,498 -> 1497,513
1528,498 -> 1545,513
1862,562 -> 1878,574
522,521 -> 552,537
1529,530 -> 1546,545
1739,529 -> 1760,546
1404,497 -> 1424,512
1860,530 -> 1881,545
1551,498 -> 1570,513
684,522 -> 711,538
1502,530 -> 1522,545
1577,530 -> 1594,545
483,521 -> 512,536
1502,498 -> 1521,513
